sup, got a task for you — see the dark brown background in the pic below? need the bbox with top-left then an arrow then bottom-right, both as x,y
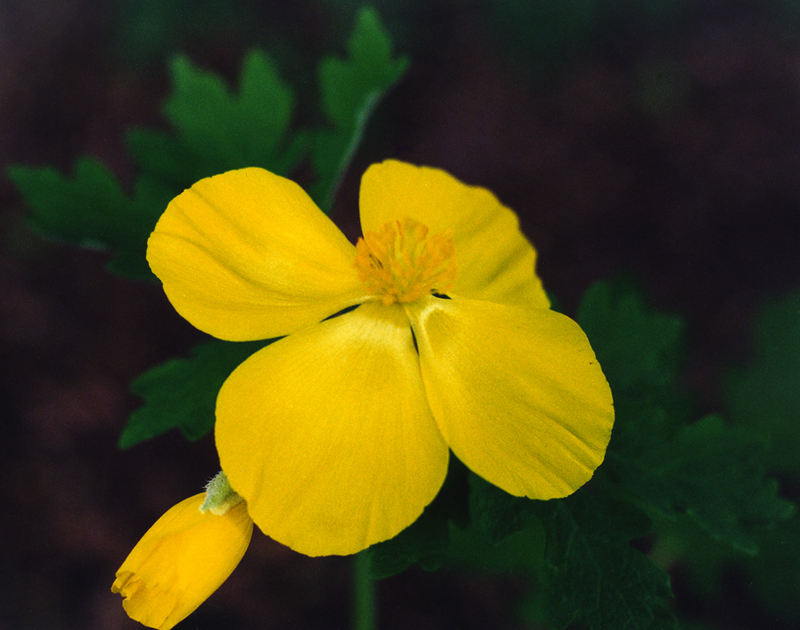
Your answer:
2,1 -> 799,628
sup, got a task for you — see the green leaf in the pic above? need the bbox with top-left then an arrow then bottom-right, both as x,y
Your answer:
318,7 -> 405,129
364,502 -> 449,580
609,415 -> 795,554
468,473 -> 542,545
722,288 -> 800,621
444,517 -> 547,577
579,281 -> 794,553
11,18 -> 402,279
121,338 -> 275,448
311,7 -> 409,210
166,50 -> 292,166
581,283 -> 794,552
128,49 -> 305,189
7,157 -> 172,279
577,280 -> 685,409
444,473 -> 546,577
536,490 -> 676,630
727,287 -> 800,476
365,456 -> 469,579
745,511 -> 800,624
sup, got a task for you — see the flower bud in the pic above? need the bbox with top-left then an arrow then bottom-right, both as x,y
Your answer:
112,492 -> 252,629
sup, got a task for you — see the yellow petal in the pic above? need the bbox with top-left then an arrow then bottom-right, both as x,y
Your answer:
148,168 -> 367,341
359,160 -> 549,308
407,297 -> 614,499
216,302 -> 449,556
111,494 -> 253,630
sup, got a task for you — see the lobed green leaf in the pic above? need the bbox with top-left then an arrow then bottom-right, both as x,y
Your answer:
535,490 -> 676,630
609,414 -> 794,554
722,288 -> 800,622
578,280 -> 685,408
128,49 -> 304,189
10,9 -> 407,283
468,473 -> 542,545
121,338 -> 276,448
581,282 -> 795,553
6,157 -> 171,279
365,457 -> 469,579
727,288 -> 800,476
311,7 -> 409,210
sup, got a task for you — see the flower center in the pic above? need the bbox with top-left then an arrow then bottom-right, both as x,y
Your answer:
354,218 -> 457,306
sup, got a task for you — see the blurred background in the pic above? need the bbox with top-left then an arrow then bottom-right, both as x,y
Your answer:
2,0 -> 800,628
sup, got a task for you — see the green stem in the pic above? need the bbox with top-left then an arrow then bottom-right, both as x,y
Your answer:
352,552 -> 377,630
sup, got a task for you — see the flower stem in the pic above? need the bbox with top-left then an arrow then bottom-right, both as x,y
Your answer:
352,552 -> 377,630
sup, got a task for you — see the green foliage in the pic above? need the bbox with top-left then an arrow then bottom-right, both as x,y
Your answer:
366,457 -> 469,579
577,281 -> 685,410
362,281 -> 795,629
8,7 -> 407,279
446,514 -> 546,577
468,473 -> 541,545
126,49 -> 306,190
311,7 -> 409,210
580,282 -> 795,554
365,502 -> 450,580
113,6 -> 409,452
727,288 -> 800,476
535,491 -> 675,630
7,158 -> 173,279
609,414 -> 794,554
10,5 -> 798,624
746,513 -> 800,624
459,473 -> 675,630
121,339 -> 275,448
723,288 -> 800,623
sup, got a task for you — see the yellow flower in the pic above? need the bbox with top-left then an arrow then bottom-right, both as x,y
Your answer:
147,160 -> 614,557
112,494 -> 253,629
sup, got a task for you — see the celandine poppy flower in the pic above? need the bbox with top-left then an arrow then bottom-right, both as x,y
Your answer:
112,492 -> 252,629
147,160 -> 614,557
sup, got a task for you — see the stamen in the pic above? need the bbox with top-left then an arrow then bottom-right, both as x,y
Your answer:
354,218 -> 457,305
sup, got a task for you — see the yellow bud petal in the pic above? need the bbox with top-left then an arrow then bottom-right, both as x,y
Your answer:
112,494 -> 253,629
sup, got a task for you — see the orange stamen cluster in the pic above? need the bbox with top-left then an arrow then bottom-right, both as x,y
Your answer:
354,218 -> 457,305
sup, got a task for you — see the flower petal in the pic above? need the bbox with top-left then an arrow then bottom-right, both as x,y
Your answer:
407,297 -> 614,499
148,168 -> 367,341
359,160 -> 549,308
216,302 -> 449,556
112,494 -> 253,630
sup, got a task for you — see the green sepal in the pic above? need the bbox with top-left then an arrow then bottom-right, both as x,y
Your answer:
200,471 -> 243,515
311,7 -> 409,211
121,338 -> 277,448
